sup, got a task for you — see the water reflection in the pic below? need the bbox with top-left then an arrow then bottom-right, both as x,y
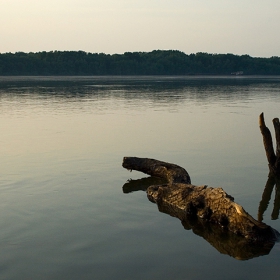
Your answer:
259,175 -> 280,221
123,177 -> 167,193
1,76 -> 280,108
2,76 -> 280,278
123,177 -> 277,260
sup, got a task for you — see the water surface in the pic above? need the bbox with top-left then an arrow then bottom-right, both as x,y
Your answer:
1,76 -> 280,279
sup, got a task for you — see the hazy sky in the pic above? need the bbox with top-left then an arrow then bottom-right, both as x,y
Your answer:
1,0 -> 280,57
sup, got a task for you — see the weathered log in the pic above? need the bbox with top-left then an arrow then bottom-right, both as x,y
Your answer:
122,176 -> 166,193
147,183 -> 277,242
122,157 -> 279,243
122,157 -> 191,184
122,177 -> 276,260
156,196 -> 275,260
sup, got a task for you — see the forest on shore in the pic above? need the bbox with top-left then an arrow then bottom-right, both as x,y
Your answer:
0,50 -> 280,75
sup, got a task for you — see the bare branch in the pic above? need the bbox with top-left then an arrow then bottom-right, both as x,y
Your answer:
273,118 -> 280,158
259,113 -> 276,167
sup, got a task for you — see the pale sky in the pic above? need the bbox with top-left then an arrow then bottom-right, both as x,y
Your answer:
1,0 -> 280,57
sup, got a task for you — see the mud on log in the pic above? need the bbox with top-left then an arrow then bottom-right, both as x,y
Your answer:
122,157 -> 279,243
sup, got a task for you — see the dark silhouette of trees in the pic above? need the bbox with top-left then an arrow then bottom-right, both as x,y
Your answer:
0,50 -> 280,75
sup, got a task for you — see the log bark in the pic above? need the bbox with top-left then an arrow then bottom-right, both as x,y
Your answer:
122,157 -> 279,243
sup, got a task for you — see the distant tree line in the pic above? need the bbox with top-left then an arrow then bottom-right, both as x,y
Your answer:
0,50 -> 280,75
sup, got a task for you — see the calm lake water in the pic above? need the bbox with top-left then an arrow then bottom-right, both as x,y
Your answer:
1,76 -> 280,279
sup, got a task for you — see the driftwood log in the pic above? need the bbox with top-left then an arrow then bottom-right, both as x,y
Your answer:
122,157 -> 191,184
123,157 -> 279,243
122,114 -> 280,259
122,176 -> 277,260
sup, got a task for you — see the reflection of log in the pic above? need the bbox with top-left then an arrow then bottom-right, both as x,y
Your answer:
258,176 -> 280,221
122,157 -> 279,243
258,176 -> 276,221
122,177 -> 167,194
272,182 -> 280,220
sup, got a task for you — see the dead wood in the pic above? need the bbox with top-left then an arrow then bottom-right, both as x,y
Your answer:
122,157 -> 191,184
147,183 -> 278,242
122,156 -> 279,244
157,197 -> 275,260
121,114 -> 280,257
259,113 -> 280,175
122,177 -> 277,259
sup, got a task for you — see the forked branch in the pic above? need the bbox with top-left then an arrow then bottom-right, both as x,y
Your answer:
259,113 -> 280,175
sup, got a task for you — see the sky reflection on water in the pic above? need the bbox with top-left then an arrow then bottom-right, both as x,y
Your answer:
1,76 -> 280,279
